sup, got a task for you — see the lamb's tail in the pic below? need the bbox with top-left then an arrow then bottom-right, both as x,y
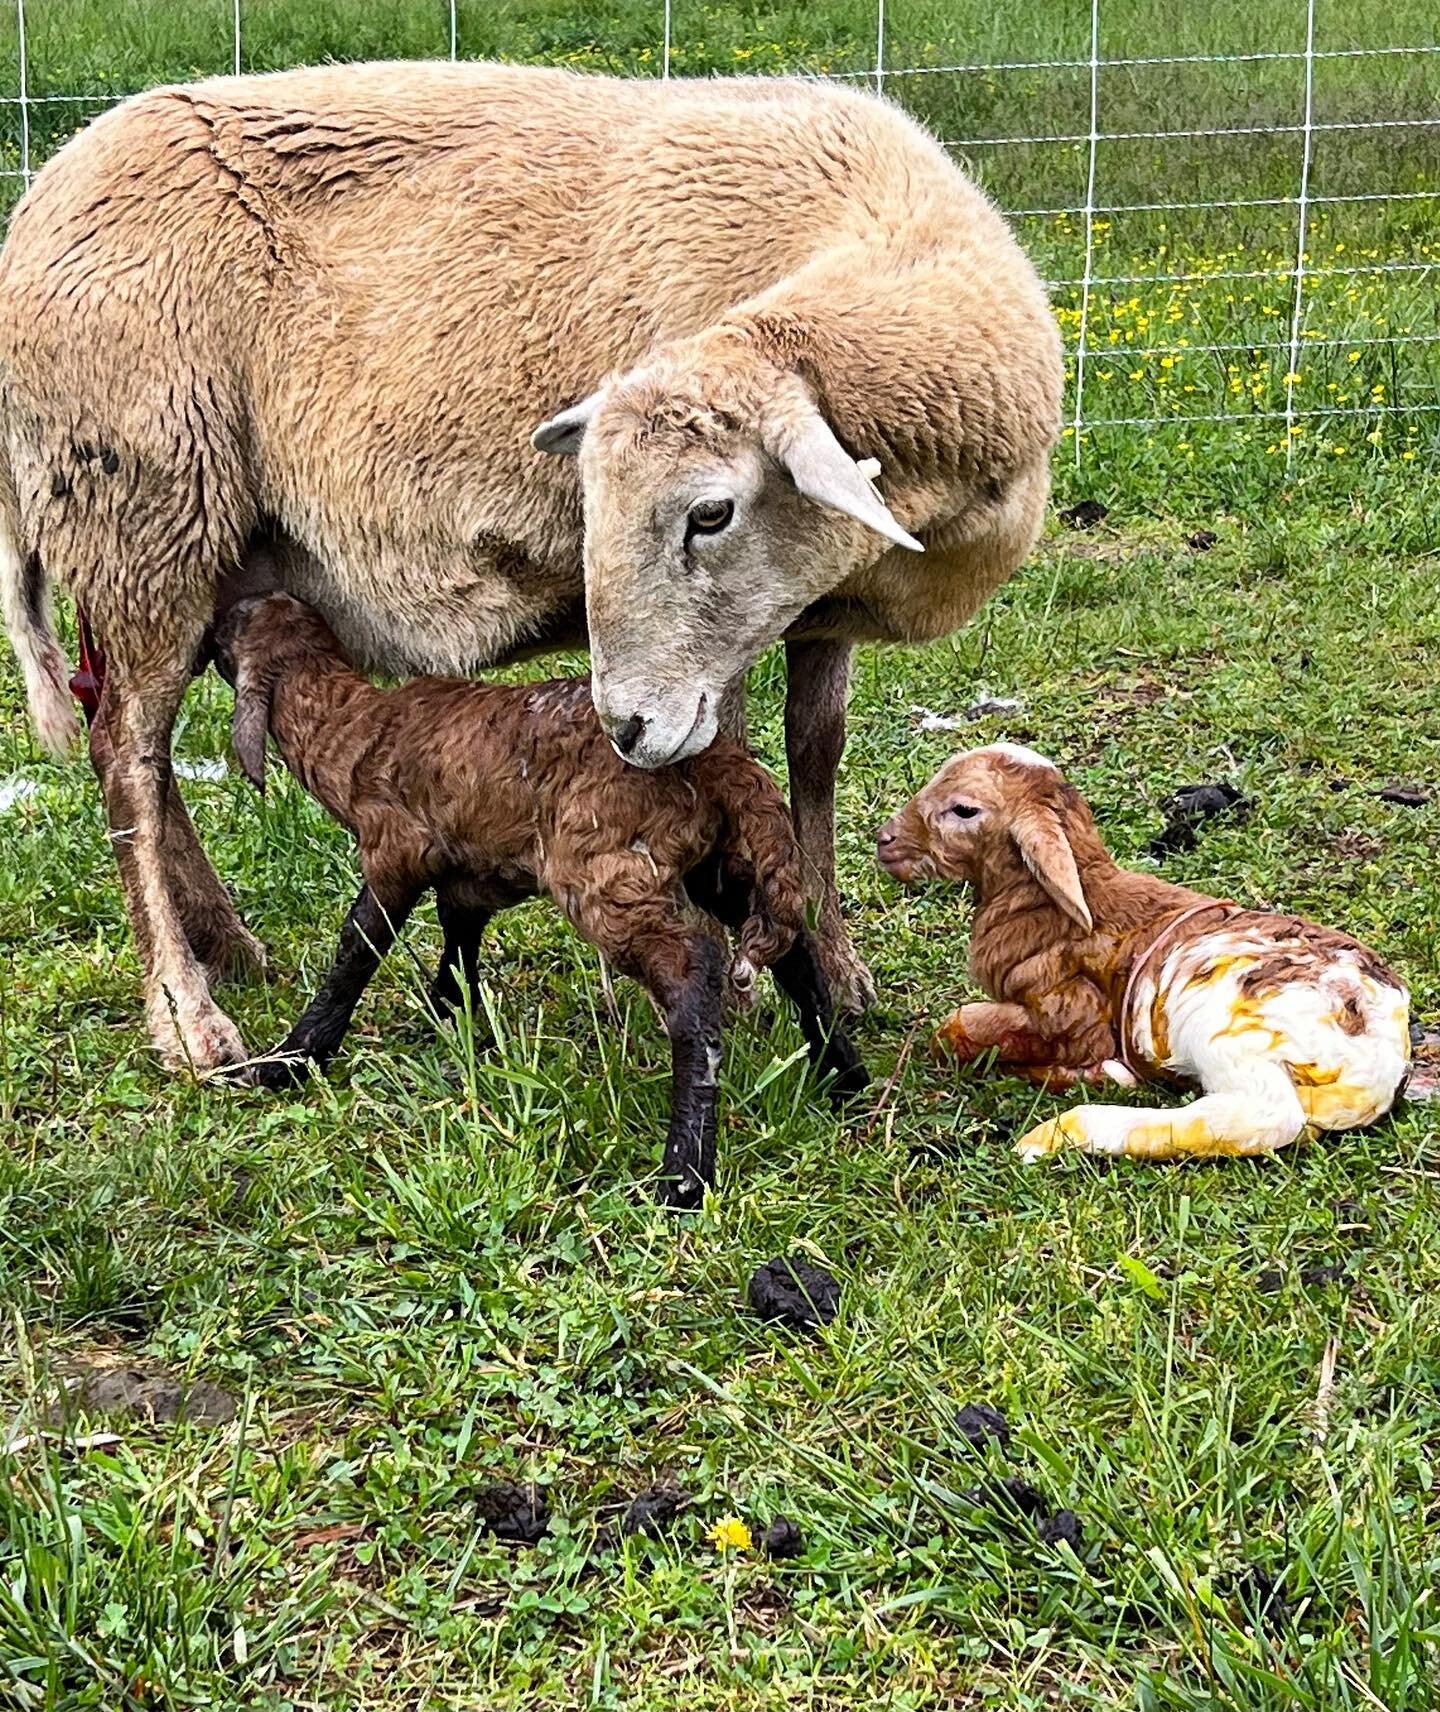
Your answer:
1015,1060 -> 1307,1162
0,487 -> 79,755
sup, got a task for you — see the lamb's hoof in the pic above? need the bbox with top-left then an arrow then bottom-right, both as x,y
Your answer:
823,1051 -> 870,1105
149,996 -> 248,1074
1015,1117 -> 1066,1161
237,1052 -> 315,1092
657,1169 -> 708,1212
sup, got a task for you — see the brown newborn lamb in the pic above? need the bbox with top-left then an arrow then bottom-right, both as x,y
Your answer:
212,595 -> 866,1208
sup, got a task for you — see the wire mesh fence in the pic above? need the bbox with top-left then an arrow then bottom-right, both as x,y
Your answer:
2,0 -> 1437,470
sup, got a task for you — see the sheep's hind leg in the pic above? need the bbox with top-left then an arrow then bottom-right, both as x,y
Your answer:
89,684 -> 266,985
1016,1061 -> 1306,1162
565,882 -> 726,1210
243,882 -> 419,1089
785,638 -> 873,1017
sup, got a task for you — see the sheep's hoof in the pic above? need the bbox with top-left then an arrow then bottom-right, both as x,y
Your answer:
148,993 -> 248,1074
1014,1117 -> 1066,1161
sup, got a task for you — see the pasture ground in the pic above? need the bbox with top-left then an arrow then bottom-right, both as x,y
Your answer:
4,470 -> 1438,1711
2,2 -> 1440,1709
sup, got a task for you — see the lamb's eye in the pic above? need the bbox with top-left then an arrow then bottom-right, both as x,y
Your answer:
949,803 -> 981,820
686,498 -> 734,538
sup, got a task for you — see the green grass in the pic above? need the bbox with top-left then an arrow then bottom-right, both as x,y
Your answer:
4,474 -> 1439,1709
2,3 -> 1440,1708
1,0 -> 1439,469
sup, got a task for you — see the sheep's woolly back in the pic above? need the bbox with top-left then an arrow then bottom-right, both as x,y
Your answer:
0,62 -> 1061,678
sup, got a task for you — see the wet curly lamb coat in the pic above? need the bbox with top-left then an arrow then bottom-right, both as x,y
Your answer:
0,61 -> 1061,1072
212,594 -> 867,1208
877,745 -> 1411,1161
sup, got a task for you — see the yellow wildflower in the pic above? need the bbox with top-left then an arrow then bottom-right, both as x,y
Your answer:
709,1518 -> 752,1552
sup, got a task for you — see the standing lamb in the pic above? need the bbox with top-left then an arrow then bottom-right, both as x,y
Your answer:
211,594 -> 866,1209
0,62 -> 1062,1070
876,745 -> 1411,1160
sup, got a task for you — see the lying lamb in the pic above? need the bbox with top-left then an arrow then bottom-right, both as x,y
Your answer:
876,744 -> 1410,1161
212,594 -> 866,1207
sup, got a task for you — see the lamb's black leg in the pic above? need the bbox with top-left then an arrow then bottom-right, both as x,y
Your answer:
428,894 -> 491,1022
655,933 -> 726,1211
768,931 -> 870,1101
244,883 -> 418,1089
687,857 -> 868,1102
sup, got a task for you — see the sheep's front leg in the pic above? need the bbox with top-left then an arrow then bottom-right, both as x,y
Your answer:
244,882 -> 418,1089
90,690 -> 266,986
785,639 -> 873,1017
563,877 -> 727,1210
99,659 -> 249,1071
652,932 -> 727,1210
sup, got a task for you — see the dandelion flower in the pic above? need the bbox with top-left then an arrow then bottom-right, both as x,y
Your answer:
709,1518 -> 753,1553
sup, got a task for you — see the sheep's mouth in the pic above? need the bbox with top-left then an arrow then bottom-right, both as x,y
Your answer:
878,847 -> 930,883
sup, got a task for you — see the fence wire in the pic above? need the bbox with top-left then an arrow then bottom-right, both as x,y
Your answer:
4,0 -> 1437,465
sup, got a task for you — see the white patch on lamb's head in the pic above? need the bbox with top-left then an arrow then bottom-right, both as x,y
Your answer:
532,347 -> 919,769
975,742 -> 1058,773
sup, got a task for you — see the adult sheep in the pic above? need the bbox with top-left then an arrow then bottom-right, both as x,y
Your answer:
0,62 -> 1062,1071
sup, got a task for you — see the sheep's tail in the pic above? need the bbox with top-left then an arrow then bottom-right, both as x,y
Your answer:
0,476 -> 79,755
691,745 -> 808,992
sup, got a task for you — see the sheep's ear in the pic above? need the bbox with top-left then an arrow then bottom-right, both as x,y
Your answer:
1012,803 -> 1092,931
231,662 -> 273,795
531,389 -> 605,456
765,408 -> 923,553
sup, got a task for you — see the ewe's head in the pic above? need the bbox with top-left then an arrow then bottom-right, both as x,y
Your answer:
532,339 -> 920,769
876,744 -> 1095,931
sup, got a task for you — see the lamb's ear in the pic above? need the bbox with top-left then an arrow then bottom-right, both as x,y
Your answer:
1012,803 -> 1092,931
231,661 -> 273,795
531,389 -> 605,456
765,407 -> 923,553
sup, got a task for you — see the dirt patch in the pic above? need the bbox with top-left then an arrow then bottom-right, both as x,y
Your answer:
1186,529 -> 1219,552
954,1402 -> 1012,1453
1148,781 -> 1251,857
762,1516 -> 805,1559
1332,828 -> 1382,864
474,1481 -> 548,1544
1376,784 -> 1431,807
46,1363 -> 236,1428
748,1256 -> 840,1331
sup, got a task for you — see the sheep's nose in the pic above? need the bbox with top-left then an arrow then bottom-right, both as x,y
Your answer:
877,822 -> 897,847
612,712 -> 647,758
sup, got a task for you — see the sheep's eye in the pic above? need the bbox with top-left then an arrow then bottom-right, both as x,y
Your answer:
949,803 -> 981,820
686,498 -> 734,538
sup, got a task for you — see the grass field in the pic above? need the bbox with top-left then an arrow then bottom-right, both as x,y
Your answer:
3,3 -> 1440,1709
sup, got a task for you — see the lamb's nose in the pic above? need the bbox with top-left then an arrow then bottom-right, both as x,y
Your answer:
612,712 -> 647,758
877,824 -> 896,847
